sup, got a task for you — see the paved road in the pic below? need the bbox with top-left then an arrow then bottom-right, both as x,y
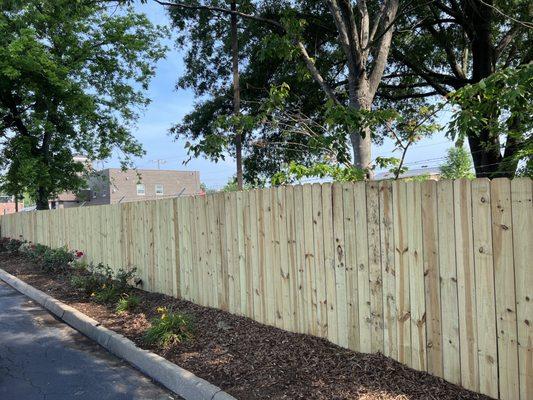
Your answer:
0,281 -> 179,400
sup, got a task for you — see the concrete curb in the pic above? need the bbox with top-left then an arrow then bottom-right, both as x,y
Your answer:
0,268 -> 237,400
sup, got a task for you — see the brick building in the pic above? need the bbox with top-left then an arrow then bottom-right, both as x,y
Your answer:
0,196 -> 24,215
86,168 -> 201,206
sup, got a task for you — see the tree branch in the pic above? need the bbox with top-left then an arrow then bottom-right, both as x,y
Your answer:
377,90 -> 439,100
153,0 -> 283,29
296,42 -> 340,104
154,0 -> 339,105
368,0 -> 399,96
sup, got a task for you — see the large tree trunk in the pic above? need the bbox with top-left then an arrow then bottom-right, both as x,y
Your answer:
36,187 -> 49,210
465,0 -> 506,178
231,0 -> 243,190
35,126 -> 52,210
348,76 -> 373,178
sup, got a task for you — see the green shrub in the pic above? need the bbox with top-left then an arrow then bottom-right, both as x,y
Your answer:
144,307 -> 193,347
70,274 -> 102,294
0,238 -> 23,253
94,284 -> 120,303
89,263 -> 137,294
116,294 -> 141,313
41,246 -> 74,272
27,243 -> 49,261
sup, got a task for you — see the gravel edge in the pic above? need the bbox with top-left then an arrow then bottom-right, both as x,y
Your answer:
0,268 -> 237,400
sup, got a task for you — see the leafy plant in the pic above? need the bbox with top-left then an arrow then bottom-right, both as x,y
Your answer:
94,284 -> 120,304
0,0 -> 168,208
70,274 -> 102,295
41,246 -> 74,272
440,147 -> 475,180
144,307 -> 193,347
0,238 -> 23,253
116,294 -> 141,314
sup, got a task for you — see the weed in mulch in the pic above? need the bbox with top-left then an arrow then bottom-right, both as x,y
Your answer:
144,306 -> 193,347
116,293 -> 141,314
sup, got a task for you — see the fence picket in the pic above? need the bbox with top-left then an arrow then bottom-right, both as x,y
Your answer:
511,178 -> 533,400
437,180 -> 461,384
471,178 -> 498,398
490,178 -> 519,400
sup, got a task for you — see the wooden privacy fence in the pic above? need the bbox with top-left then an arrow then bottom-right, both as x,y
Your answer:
1,178 -> 532,399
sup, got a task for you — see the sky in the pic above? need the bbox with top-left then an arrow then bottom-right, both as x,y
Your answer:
103,1 -> 456,189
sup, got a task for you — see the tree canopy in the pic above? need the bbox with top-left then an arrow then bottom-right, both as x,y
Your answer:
0,0 -> 167,208
163,0 -> 532,182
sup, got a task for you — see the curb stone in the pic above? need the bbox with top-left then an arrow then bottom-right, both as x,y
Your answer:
0,268 -> 237,400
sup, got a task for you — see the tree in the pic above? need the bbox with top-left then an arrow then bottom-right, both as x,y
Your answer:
0,0 -> 167,209
160,0 -> 405,178
439,146 -> 475,179
231,0 -> 244,189
384,0 -> 532,177
169,1 -> 333,184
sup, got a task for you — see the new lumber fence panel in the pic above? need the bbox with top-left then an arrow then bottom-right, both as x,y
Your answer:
1,178 -> 532,400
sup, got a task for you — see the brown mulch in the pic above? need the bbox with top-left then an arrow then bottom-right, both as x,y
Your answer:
0,251 -> 490,400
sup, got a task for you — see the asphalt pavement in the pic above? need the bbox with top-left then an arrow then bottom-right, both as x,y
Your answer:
0,280 -> 179,400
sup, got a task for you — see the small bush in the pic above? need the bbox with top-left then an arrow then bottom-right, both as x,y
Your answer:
70,274 -> 102,295
0,238 -> 23,253
27,243 -> 49,261
41,246 -> 74,272
116,293 -> 141,313
94,284 -> 120,303
88,263 -> 137,293
144,307 -> 193,347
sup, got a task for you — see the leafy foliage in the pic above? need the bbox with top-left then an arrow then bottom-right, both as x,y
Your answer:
385,0 -> 532,176
448,65 -> 533,176
439,147 -> 475,180
116,293 -> 141,314
40,246 -> 75,273
167,1 -> 350,182
0,237 -> 23,253
144,307 -> 193,347
271,162 -> 365,185
0,0 -> 168,207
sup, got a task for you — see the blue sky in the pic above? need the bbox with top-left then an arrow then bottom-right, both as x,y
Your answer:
104,2 -> 455,189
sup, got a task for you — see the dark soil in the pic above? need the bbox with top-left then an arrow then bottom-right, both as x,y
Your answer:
0,251 -> 490,400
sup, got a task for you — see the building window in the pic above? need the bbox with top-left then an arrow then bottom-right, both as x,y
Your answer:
155,184 -> 164,195
136,184 -> 145,196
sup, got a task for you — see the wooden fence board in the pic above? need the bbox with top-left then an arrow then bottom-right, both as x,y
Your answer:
437,180 -> 460,384
393,181 -> 411,366
421,181 -> 442,377
407,181 -> 426,372
471,178 -> 498,398
511,178 -> 533,400
379,181 -> 397,360
454,179 -> 479,392
354,182 -> 371,353
248,190 -> 262,322
312,183 -> 328,338
342,183 -> 360,351
293,185 -> 308,334
284,186 -> 299,333
490,178 -> 519,400
367,181 -> 383,353
236,191 -> 247,316
333,183 -> 348,348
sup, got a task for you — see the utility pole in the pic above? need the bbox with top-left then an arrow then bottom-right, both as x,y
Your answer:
231,0 -> 243,190
150,159 -> 167,170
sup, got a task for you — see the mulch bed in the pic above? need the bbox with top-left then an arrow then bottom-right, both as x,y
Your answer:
0,251 -> 490,400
